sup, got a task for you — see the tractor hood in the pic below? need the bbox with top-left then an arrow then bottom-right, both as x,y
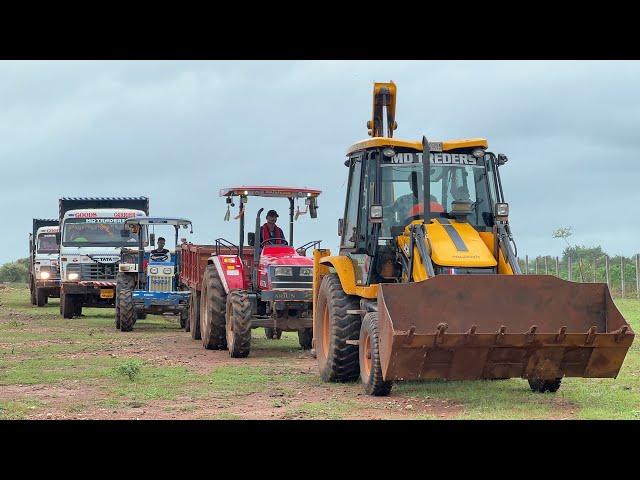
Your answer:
260,246 -> 314,266
425,219 -> 496,268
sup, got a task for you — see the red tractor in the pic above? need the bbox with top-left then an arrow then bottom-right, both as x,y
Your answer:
185,186 -> 322,358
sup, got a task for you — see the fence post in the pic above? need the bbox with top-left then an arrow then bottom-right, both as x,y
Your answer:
555,256 -> 559,277
636,253 -> 639,299
605,255 -> 610,289
621,257 -> 625,298
568,256 -> 572,281
525,255 -> 529,275
593,257 -> 596,283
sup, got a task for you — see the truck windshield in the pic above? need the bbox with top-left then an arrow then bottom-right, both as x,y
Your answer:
37,234 -> 59,253
62,218 -> 138,247
380,155 -> 493,235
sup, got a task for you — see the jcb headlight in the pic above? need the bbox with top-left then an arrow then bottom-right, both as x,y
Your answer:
150,267 -> 158,274
274,267 -> 292,277
300,267 -> 313,277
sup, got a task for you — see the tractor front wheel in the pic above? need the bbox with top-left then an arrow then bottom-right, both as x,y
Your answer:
359,312 -> 392,396
200,265 -> 227,350
225,290 -> 252,358
314,273 -> 361,382
118,287 -> 136,332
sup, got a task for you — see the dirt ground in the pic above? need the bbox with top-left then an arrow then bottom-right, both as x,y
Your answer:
1,285 -> 638,420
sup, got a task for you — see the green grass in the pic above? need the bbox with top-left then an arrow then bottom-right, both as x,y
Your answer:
0,398 -> 44,420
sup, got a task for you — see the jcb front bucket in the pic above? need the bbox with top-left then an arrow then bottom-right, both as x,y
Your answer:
377,275 -> 634,382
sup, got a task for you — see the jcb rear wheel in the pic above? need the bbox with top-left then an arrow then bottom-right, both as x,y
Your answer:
528,378 -> 562,393
225,290 -> 252,358
190,290 -> 201,340
359,312 -> 392,396
314,273 -> 361,382
118,287 -> 136,332
265,328 -> 282,339
298,328 -> 313,350
200,265 -> 227,350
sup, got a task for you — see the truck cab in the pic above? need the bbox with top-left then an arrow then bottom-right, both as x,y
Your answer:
29,220 -> 60,306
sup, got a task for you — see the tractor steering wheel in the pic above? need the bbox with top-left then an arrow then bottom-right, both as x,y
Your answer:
260,239 -> 288,247
150,252 -> 169,262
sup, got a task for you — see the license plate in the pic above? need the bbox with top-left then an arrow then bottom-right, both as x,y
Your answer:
100,289 -> 114,299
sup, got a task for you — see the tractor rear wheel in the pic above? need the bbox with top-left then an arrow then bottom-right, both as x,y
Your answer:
190,290 -> 201,340
264,327 -> 282,339
528,378 -> 562,393
314,273 -> 361,382
359,312 -> 392,396
200,265 -> 227,350
225,290 -> 252,358
298,328 -> 313,350
61,293 -> 75,319
118,287 -> 136,332
36,287 -> 46,307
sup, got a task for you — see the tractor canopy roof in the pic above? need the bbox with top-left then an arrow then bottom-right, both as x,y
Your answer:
219,186 -> 322,198
124,217 -> 192,227
346,137 -> 488,155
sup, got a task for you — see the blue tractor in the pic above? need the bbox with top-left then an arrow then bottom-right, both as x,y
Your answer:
115,217 -> 192,332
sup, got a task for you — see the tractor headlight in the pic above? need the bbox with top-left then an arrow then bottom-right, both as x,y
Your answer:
40,271 -> 51,279
68,273 -> 79,281
300,267 -> 313,277
274,267 -> 292,277
150,267 -> 158,274
163,267 -> 172,274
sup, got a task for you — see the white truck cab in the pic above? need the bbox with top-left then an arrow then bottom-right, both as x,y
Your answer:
29,220 -> 60,306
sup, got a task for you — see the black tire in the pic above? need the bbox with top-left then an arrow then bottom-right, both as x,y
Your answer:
199,265 -> 227,350
36,288 -> 46,307
44,296 -> 49,305
118,287 -> 136,332
265,327 -> 283,339
30,280 -> 36,306
61,293 -> 75,319
298,328 -> 313,350
225,290 -> 252,358
137,312 -> 147,320
190,290 -> 201,340
180,309 -> 188,329
73,302 -> 82,317
314,273 -> 361,382
528,378 -> 562,393
359,312 -> 393,396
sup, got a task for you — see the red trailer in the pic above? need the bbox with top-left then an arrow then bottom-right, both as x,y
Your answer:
179,241 -> 254,340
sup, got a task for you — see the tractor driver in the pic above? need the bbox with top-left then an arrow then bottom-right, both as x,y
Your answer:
393,171 -> 444,223
150,237 -> 170,261
259,210 -> 288,246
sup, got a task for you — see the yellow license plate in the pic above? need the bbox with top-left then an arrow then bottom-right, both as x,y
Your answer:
100,289 -> 114,299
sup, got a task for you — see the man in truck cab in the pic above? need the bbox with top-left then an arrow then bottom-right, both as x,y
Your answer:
150,237 -> 170,261
259,210 -> 288,246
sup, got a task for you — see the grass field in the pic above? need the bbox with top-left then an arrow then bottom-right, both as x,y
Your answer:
0,284 -> 638,420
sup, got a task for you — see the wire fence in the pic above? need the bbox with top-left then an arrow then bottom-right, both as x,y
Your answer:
517,253 -> 640,299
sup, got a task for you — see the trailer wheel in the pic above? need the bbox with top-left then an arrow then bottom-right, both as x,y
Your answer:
528,378 -> 562,393
298,328 -> 313,350
36,288 -> 46,307
225,290 -> 252,358
314,273 -> 361,382
61,293 -> 75,319
180,309 -> 188,330
190,290 -> 201,340
359,312 -> 393,396
118,287 -> 136,332
265,328 -> 282,339
200,265 -> 227,350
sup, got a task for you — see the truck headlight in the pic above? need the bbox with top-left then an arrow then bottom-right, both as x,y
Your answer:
40,271 -> 51,279
68,273 -> 79,280
300,267 -> 313,277
274,267 -> 292,277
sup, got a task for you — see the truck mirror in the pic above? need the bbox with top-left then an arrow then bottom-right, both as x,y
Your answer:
55,232 -> 61,245
338,218 -> 344,237
309,197 -> 318,219
247,232 -> 255,247
150,233 -> 155,247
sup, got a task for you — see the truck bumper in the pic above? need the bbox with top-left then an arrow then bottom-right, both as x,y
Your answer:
61,281 -> 117,307
34,280 -> 61,297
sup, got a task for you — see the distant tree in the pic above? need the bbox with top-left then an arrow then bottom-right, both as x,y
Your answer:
552,226 -> 584,281
0,258 -> 29,283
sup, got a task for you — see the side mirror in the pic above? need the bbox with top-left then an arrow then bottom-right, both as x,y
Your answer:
150,233 -> 156,247
497,153 -> 509,166
247,232 -> 255,247
309,197 -> 318,219
338,218 -> 344,237
55,232 -> 61,245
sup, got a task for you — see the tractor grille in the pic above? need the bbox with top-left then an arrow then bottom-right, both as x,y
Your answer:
67,262 -> 118,281
149,275 -> 172,292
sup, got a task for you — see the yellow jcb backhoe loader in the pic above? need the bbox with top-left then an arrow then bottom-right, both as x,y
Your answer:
312,81 -> 634,396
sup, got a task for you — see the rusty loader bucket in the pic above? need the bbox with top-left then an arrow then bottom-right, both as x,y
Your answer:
377,275 -> 634,382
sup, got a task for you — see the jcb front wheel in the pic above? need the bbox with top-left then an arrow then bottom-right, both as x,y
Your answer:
314,273 -> 361,382
225,290 -> 252,358
359,312 -> 392,396
200,265 -> 227,350
528,378 -> 562,393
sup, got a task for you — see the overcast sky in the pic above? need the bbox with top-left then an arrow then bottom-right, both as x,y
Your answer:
1,60 -> 638,264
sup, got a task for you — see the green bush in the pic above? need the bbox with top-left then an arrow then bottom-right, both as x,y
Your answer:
0,258 -> 29,283
115,360 -> 143,381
